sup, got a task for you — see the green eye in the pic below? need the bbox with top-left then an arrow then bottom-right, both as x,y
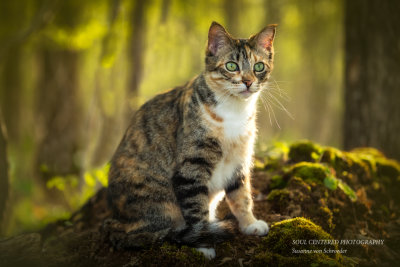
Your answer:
254,62 -> 265,72
226,62 -> 239,72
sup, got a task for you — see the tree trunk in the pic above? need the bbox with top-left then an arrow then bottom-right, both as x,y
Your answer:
223,0 -> 240,35
344,0 -> 400,160
0,112 -> 8,234
127,0 -> 149,110
0,48 -> 22,142
300,0 -> 342,145
160,0 -> 171,23
35,49 -> 83,182
265,0 -> 286,24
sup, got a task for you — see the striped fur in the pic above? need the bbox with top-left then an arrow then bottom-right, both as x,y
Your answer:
105,22 -> 276,253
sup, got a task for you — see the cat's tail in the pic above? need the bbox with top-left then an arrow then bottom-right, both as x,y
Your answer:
102,218 -> 234,249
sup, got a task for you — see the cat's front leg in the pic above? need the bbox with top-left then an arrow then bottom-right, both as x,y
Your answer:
225,170 -> 269,236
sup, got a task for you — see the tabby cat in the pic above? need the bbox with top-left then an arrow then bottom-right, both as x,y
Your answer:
105,21 -> 277,259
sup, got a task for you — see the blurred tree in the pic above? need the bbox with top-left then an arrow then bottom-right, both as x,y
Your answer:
0,112 -> 8,234
0,47 -> 22,142
299,0 -> 342,144
265,0 -> 286,24
344,0 -> 400,159
160,0 -> 171,23
34,0 -> 112,190
89,0 -> 126,167
35,48 -> 83,181
224,0 -> 240,35
34,0 -> 87,183
127,0 -> 150,110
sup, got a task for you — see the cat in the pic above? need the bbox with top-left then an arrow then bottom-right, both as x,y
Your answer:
104,21 -> 277,260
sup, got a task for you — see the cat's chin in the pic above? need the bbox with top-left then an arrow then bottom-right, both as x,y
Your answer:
237,90 -> 257,99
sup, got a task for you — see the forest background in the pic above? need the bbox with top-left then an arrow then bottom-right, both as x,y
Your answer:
0,0 -> 399,237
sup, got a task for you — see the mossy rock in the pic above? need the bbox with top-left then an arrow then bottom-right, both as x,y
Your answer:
376,158 -> 400,181
289,140 -> 322,163
287,176 -> 312,195
321,147 -> 371,184
351,147 -> 385,158
269,174 -> 286,189
289,162 -> 329,184
253,217 -> 343,266
267,189 -> 290,202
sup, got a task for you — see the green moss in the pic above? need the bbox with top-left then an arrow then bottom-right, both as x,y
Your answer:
254,218 -> 343,266
337,180 -> 357,202
270,175 -> 286,189
321,147 -> 345,164
289,162 -> 329,184
320,147 -> 373,186
254,158 -> 266,171
265,159 -> 282,171
350,147 -> 400,184
289,140 -> 322,163
376,158 -> 400,180
317,206 -> 335,231
288,176 -> 312,193
286,161 -> 357,202
267,189 -> 290,202
351,147 -> 385,158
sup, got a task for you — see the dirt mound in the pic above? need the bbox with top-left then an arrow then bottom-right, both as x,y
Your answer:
1,141 -> 399,266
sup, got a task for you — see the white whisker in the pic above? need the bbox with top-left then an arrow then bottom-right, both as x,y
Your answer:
266,92 -> 294,120
266,99 -> 280,129
259,96 -> 272,125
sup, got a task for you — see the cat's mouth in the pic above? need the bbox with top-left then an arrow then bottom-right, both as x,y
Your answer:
238,89 -> 255,98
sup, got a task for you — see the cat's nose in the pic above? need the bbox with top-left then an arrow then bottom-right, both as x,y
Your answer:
242,79 -> 254,89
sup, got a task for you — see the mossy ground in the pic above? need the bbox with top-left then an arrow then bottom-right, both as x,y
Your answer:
254,218 -> 343,266
1,141 -> 400,266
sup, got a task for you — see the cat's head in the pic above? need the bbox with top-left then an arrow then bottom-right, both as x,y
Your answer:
204,22 -> 276,100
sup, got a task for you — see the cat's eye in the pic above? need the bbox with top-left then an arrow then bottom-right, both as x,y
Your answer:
226,62 -> 239,72
254,62 -> 265,72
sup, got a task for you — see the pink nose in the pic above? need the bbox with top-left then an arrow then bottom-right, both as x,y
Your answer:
242,79 -> 253,88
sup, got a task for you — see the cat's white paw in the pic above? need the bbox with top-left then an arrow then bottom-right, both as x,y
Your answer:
241,220 -> 269,236
196,247 -> 216,260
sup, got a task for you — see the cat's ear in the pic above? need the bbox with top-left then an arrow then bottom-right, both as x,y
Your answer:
249,24 -> 277,52
207,21 -> 232,56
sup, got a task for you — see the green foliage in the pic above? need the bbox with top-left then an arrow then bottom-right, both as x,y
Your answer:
6,163 -> 109,235
46,175 -> 78,191
84,164 -> 109,187
337,181 -> 357,202
46,163 -> 110,207
44,20 -> 107,50
323,174 -> 338,190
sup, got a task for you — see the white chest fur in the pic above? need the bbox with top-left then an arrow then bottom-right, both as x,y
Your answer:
214,93 -> 259,140
205,94 -> 259,194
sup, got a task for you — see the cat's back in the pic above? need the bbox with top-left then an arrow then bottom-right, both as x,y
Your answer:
109,82 -> 193,177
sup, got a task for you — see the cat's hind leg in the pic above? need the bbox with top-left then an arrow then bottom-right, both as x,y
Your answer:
102,218 -> 171,249
106,172 -> 185,249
